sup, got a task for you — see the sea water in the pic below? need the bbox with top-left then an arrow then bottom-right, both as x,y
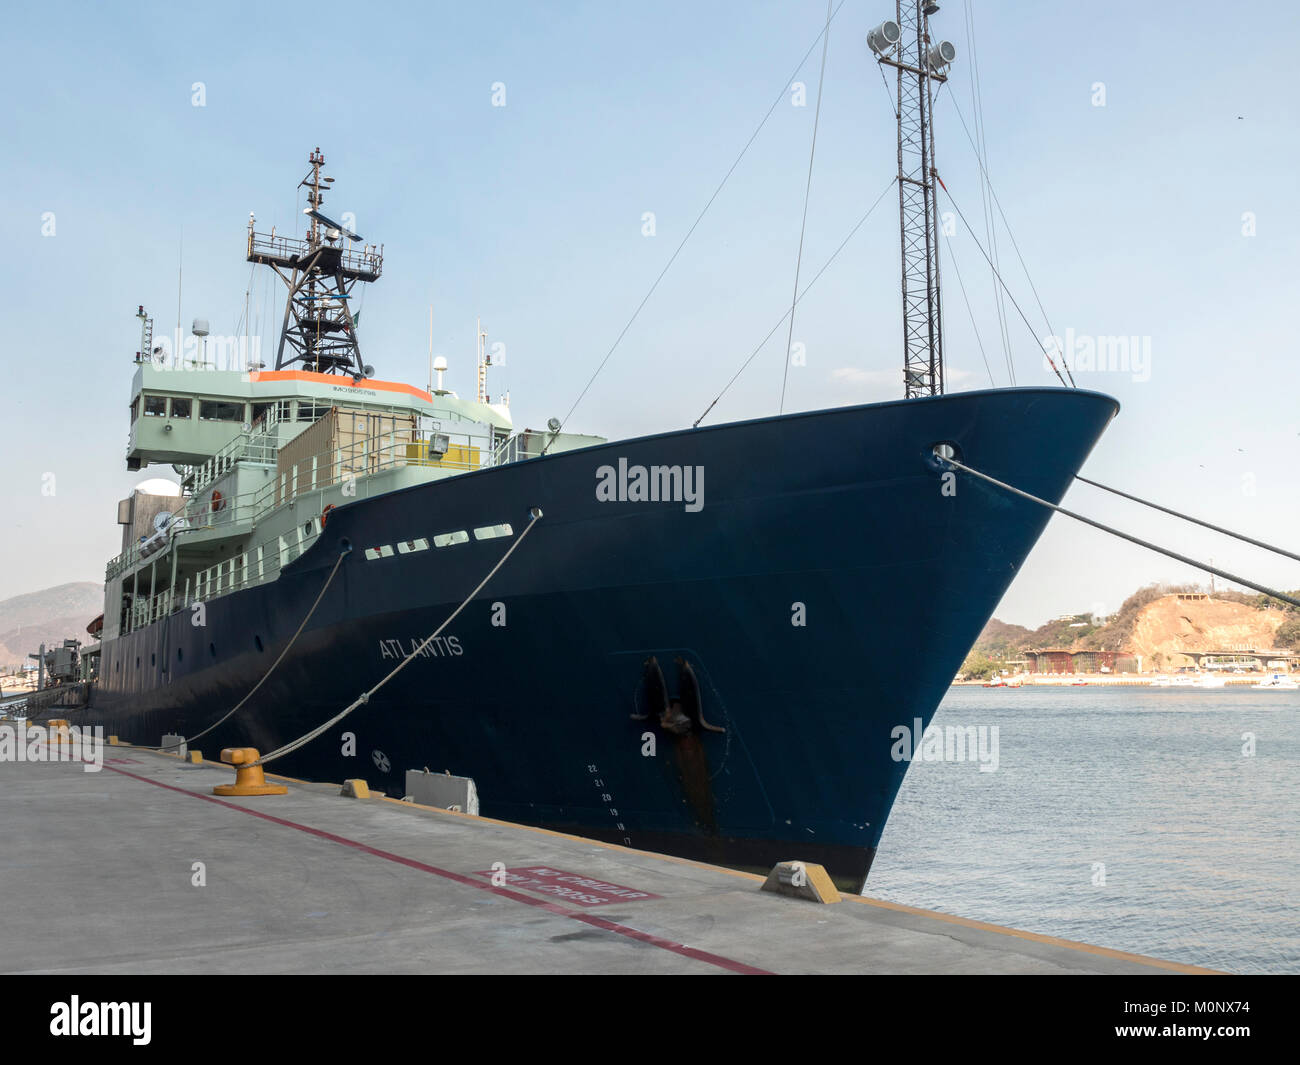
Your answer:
867,686 -> 1299,974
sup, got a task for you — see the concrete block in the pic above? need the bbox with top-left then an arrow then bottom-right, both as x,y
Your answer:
341,779 -> 370,799
404,769 -> 479,814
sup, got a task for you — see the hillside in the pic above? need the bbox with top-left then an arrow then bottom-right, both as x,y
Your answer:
0,582 -> 102,669
966,582 -> 1300,675
1127,596 -> 1288,664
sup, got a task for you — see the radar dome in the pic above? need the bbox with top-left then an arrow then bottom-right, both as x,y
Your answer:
135,478 -> 182,497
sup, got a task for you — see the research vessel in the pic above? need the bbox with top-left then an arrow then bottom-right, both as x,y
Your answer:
88,7 -> 1117,889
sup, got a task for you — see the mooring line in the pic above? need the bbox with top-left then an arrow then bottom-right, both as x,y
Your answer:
247,506 -> 544,769
123,546 -> 350,754
942,456 -> 1300,609
1074,474 -> 1300,565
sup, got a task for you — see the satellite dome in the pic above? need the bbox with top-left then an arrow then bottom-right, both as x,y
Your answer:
135,478 -> 182,497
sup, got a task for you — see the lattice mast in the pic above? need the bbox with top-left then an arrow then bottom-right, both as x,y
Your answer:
247,148 -> 384,376
870,3 -> 955,398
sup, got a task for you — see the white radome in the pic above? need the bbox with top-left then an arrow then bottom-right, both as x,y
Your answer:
135,478 -> 182,497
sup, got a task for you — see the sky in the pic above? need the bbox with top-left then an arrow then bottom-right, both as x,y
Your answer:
2,0 -> 1298,626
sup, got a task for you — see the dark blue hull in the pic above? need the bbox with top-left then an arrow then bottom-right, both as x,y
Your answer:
90,387 -> 1117,888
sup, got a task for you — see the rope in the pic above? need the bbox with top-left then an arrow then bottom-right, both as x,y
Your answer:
1075,475 -> 1300,565
780,0 -> 832,415
940,455 -> 1300,610
694,176 -> 895,427
150,546 -> 351,753
246,506 -> 544,769
541,0 -> 848,454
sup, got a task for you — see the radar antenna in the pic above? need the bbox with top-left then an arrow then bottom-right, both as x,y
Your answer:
246,148 -> 383,376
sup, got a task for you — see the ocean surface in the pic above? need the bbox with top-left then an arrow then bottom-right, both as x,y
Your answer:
865,686 -> 1299,974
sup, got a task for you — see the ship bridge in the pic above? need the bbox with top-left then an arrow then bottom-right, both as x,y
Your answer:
125,363 -> 511,471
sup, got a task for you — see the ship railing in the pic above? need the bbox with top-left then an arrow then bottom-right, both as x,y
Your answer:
188,429 -> 279,497
247,230 -> 383,278
111,425 -> 500,618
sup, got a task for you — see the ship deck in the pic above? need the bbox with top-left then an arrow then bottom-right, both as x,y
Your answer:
1,742 -> 1212,975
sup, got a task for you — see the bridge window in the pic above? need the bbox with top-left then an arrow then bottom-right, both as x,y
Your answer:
199,400 -> 244,422
250,401 -> 273,425
297,401 -> 332,422
143,395 -> 168,417
129,398 -> 140,423
171,398 -> 192,419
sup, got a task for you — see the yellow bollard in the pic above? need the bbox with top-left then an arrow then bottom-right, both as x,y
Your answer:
47,720 -> 72,746
213,748 -> 287,797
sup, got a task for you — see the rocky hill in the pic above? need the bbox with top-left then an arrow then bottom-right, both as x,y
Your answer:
0,582 -> 103,669
1126,595 -> 1288,664
968,582 -> 1300,673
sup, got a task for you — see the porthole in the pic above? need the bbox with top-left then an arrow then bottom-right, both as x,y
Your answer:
209,642 -> 217,658
151,653 -> 156,667
177,647 -> 184,662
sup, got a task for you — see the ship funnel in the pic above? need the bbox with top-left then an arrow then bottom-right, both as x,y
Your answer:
867,20 -> 901,55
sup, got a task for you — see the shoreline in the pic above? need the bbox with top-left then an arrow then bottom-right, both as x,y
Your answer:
952,674 -> 1282,688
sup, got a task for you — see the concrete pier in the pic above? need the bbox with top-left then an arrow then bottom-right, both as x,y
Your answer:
0,743 -> 1213,975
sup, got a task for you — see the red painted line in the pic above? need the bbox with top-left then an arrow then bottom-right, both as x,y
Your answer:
101,765 -> 770,975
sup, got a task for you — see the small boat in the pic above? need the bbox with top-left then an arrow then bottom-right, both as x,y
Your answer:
1251,673 -> 1299,690
1148,675 -> 1171,688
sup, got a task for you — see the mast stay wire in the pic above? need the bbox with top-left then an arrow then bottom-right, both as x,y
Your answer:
942,89 -> 1076,388
541,0 -> 850,455
694,176 -> 896,427
964,0 -> 1015,387
780,0 -> 833,415
943,231 -> 996,388
938,179 -> 1073,389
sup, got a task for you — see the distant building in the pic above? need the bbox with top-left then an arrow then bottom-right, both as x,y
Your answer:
1024,649 -> 1139,674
